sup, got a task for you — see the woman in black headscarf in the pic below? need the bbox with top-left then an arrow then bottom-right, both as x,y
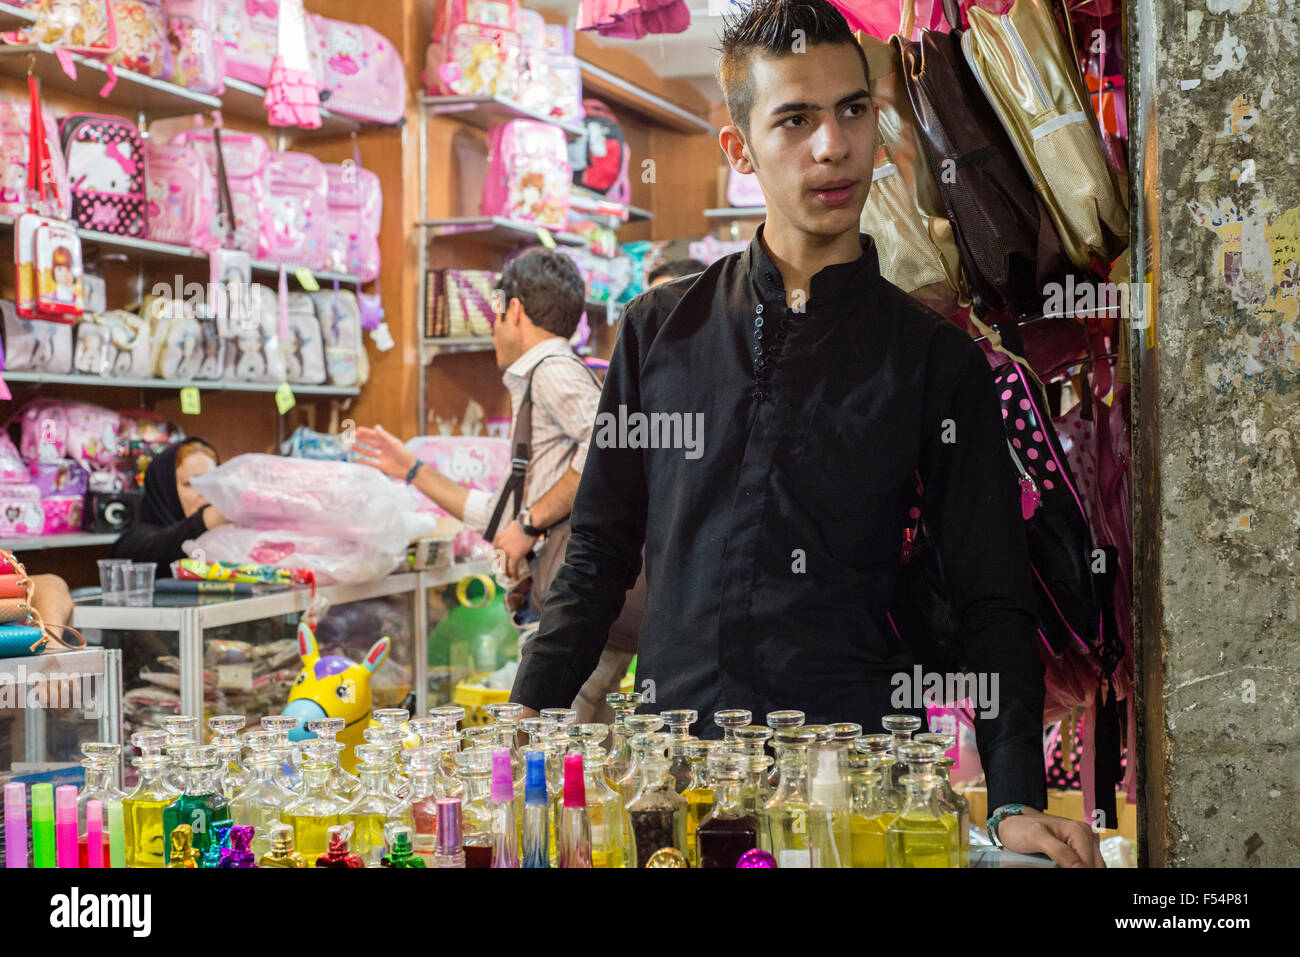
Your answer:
112,438 -> 229,577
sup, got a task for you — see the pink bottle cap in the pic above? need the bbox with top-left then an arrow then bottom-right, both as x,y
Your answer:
54,785 -> 77,868
86,800 -> 103,869
491,749 -> 514,803
562,752 -> 586,808
4,782 -> 26,869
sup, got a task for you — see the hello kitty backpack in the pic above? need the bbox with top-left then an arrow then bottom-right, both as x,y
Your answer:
480,119 -> 570,230
217,0 -> 325,86
307,15 -> 407,126
263,151 -> 329,270
60,114 -> 147,237
172,127 -> 272,257
144,142 -> 216,250
162,0 -> 226,94
323,162 -> 381,282
427,0 -> 520,99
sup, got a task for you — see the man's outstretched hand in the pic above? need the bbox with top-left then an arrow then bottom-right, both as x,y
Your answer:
996,806 -> 1106,868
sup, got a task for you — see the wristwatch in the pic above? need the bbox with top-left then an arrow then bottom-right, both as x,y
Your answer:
517,508 -> 542,537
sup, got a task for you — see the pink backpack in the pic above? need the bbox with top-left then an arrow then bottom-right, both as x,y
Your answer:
105,0 -> 171,77
144,142 -> 216,250
11,399 -> 122,469
0,100 -> 71,219
427,0 -> 520,99
480,119 -> 570,230
543,24 -> 583,123
726,168 -> 765,208
324,163 -> 381,282
515,9 -> 550,116
172,127 -> 272,257
163,0 -> 227,94
217,0 -> 325,87
307,15 -> 407,126
263,151 -> 329,270
60,114 -> 147,237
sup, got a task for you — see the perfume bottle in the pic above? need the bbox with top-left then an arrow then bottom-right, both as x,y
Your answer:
557,753 -> 592,868
161,715 -> 200,792
846,748 -> 890,868
488,749 -> 520,868
886,743 -> 958,868
762,727 -> 817,868
626,733 -> 687,867
316,821 -> 365,868
602,692 -> 644,788
857,734 -> 902,814
580,744 -> 632,868
207,715 -> 249,800
161,745 -> 231,864
199,820 -> 233,868
218,825 -> 257,868
660,709 -> 698,793
521,749 -> 549,868
381,824 -> 426,868
77,743 -> 124,868
259,823 -> 309,868
166,824 -> 200,868
343,743 -> 401,866
713,709 -> 753,748
916,732 -> 970,868
364,726 -> 409,802
682,740 -> 717,867
123,736 -> 179,868
808,743 -> 852,868
387,746 -> 439,865
764,710 -> 806,788
881,714 -> 922,805
484,703 -> 526,785
696,754 -> 759,868
734,725 -> 774,816
260,715 -> 303,792
280,740 -> 350,865
434,797 -> 465,868
615,715 -> 665,804
307,717 -> 362,801
230,731 -> 297,861
454,749 -> 495,868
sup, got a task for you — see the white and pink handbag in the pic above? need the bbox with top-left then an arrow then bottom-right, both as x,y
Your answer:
307,14 -> 407,126
144,142 -> 217,250
217,0 -> 325,87
323,162 -> 381,282
262,151 -> 329,270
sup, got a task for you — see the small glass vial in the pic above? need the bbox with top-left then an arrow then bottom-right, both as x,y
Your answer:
557,753 -> 592,868
260,823 -> 309,868
307,717 -> 362,800
660,709 -> 698,793
626,733 -> 687,867
230,731 -> 297,861
886,743 -> 958,868
762,727 -> 817,868
316,821 -> 366,868
881,714 -> 922,801
734,725 -> 774,815
434,797 -> 465,868
455,749 -> 495,868
615,714 -> 665,804
386,746 -> 439,865
489,749 -> 520,868
602,692 -> 644,788
522,749 -> 549,869
696,754 -> 758,868
581,744 -> 632,868
857,734 -> 902,814
343,743 -> 401,866
682,740 -> 717,867
207,715 -> 248,800
161,716 -> 200,792
381,824 -> 426,868
485,703 -> 526,787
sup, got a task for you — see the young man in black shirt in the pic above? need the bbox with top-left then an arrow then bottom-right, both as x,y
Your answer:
511,0 -> 1103,867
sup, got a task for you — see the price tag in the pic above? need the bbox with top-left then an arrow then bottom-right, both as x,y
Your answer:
295,268 -> 320,292
216,664 -> 254,692
536,226 -> 557,249
275,381 -> 296,415
179,386 -> 201,415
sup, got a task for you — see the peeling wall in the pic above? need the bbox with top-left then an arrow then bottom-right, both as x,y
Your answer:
1131,0 -> 1300,866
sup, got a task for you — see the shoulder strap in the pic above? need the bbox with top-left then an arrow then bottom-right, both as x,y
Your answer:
483,351 -> 598,541
211,126 -> 238,246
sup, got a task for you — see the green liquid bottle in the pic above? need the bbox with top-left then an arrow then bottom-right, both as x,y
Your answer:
886,743 -> 958,868
161,746 -> 231,865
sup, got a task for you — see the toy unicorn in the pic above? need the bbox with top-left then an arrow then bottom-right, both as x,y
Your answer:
279,619 -> 390,773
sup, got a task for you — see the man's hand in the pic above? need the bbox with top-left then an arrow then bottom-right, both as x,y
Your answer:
493,519 -> 538,580
996,806 -> 1106,868
353,425 -> 416,481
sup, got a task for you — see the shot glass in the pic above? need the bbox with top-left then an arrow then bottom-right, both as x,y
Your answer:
122,563 -> 156,607
96,559 -> 130,606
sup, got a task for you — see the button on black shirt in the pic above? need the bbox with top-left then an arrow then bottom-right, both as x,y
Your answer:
511,226 -> 1046,811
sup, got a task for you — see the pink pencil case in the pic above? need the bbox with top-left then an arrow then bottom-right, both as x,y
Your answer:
41,495 -> 86,535
0,486 -> 46,536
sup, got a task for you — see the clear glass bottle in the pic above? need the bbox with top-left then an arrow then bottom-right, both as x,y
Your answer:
581,744 -> 632,868
696,753 -> 759,868
764,711 -> 806,789
881,713 -> 922,802
161,715 -> 200,792
123,744 -> 179,868
207,715 -> 248,800
808,740 -> 852,868
660,709 -> 698,793
521,748 -> 549,868
77,742 -> 124,868
434,797 -> 465,868
260,715 -> 302,792
857,733 -> 902,814
557,752 -> 592,868
363,726 -> 408,802
916,732 -> 969,868
626,733 -> 687,867
734,726 -> 774,816
381,824 -> 426,868
455,749 -> 494,868
886,743 -> 958,868
162,745 -> 230,864
615,715 -> 665,804
682,740 -> 716,867
713,709 -> 752,748
602,691 -> 644,788
386,746 -> 439,865
489,749 -> 519,868
259,823 -> 308,868
485,703 -> 526,787
229,734 -> 297,862
280,741 -> 349,866
307,717 -> 361,801
846,748 -> 889,868
342,743 -> 400,867
762,726 -> 817,868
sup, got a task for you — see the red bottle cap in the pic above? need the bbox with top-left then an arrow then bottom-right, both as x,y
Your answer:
562,752 -> 586,808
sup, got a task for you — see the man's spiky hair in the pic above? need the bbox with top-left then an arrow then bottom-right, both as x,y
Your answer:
715,0 -> 870,137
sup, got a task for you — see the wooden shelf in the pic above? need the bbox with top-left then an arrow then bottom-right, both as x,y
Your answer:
577,59 -> 713,135
421,337 -> 494,360
418,216 -> 588,248
570,185 -> 652,224
3,371 -> 360,397
0,532 -> 120,552
222,78 -> 364,139
422,94 -> 585,140
0,2 -> 35,31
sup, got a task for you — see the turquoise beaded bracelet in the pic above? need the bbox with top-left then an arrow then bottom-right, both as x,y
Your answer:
986,803 -> 1028,848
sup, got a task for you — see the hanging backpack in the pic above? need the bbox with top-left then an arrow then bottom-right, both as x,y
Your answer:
307,15 -> 407,126
323,161 -> 382,282
0,97 -> 71,219
262,151 -> 330,271
481,119 -> 571,230
172,126 -> 272,257
308,289 -> 367,388
283,292 -> 327,385
60,113 -> 147,238
105,0 -> 170,77
217,0 -> 325,87
162,0 -> 227,94
426,0 -> 521,99
144,141 -> 216,250
543,24 -> 582,124
570,99 -> 627,200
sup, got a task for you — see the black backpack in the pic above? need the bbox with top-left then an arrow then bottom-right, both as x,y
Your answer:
568,99 -> 627,198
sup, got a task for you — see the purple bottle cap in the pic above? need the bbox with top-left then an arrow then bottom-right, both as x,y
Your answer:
736,848 -> 777,868
491,749 -> 514,803
562,752 -> 586,808
435,797 -> 462,854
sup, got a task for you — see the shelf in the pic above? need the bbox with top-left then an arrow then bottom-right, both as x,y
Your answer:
0,42 -> 221,117
577,59 -> 713,135
570,185 -> 652,224
418,216 -> 588,248
2,371 -> 361,397
222,78 -> 362,139
586,298 -> 623,323
0,531 -> 119,552
421,337 -> 494,360
422,94 -> 585,141
0,2 -> 35,32
704,207 -> 766,219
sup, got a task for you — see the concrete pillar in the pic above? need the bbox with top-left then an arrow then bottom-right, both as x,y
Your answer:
1129,0 -> 1300,866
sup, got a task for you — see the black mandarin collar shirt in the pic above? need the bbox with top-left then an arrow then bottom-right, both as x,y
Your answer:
512,225 -> 1047,811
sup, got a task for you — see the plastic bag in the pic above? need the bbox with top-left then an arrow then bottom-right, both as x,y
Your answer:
185,525 -> 403,586
189,454 -> 439,554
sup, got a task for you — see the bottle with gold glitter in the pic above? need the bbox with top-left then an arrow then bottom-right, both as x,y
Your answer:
259,823 -> 309,868
166,824 -> 200,868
